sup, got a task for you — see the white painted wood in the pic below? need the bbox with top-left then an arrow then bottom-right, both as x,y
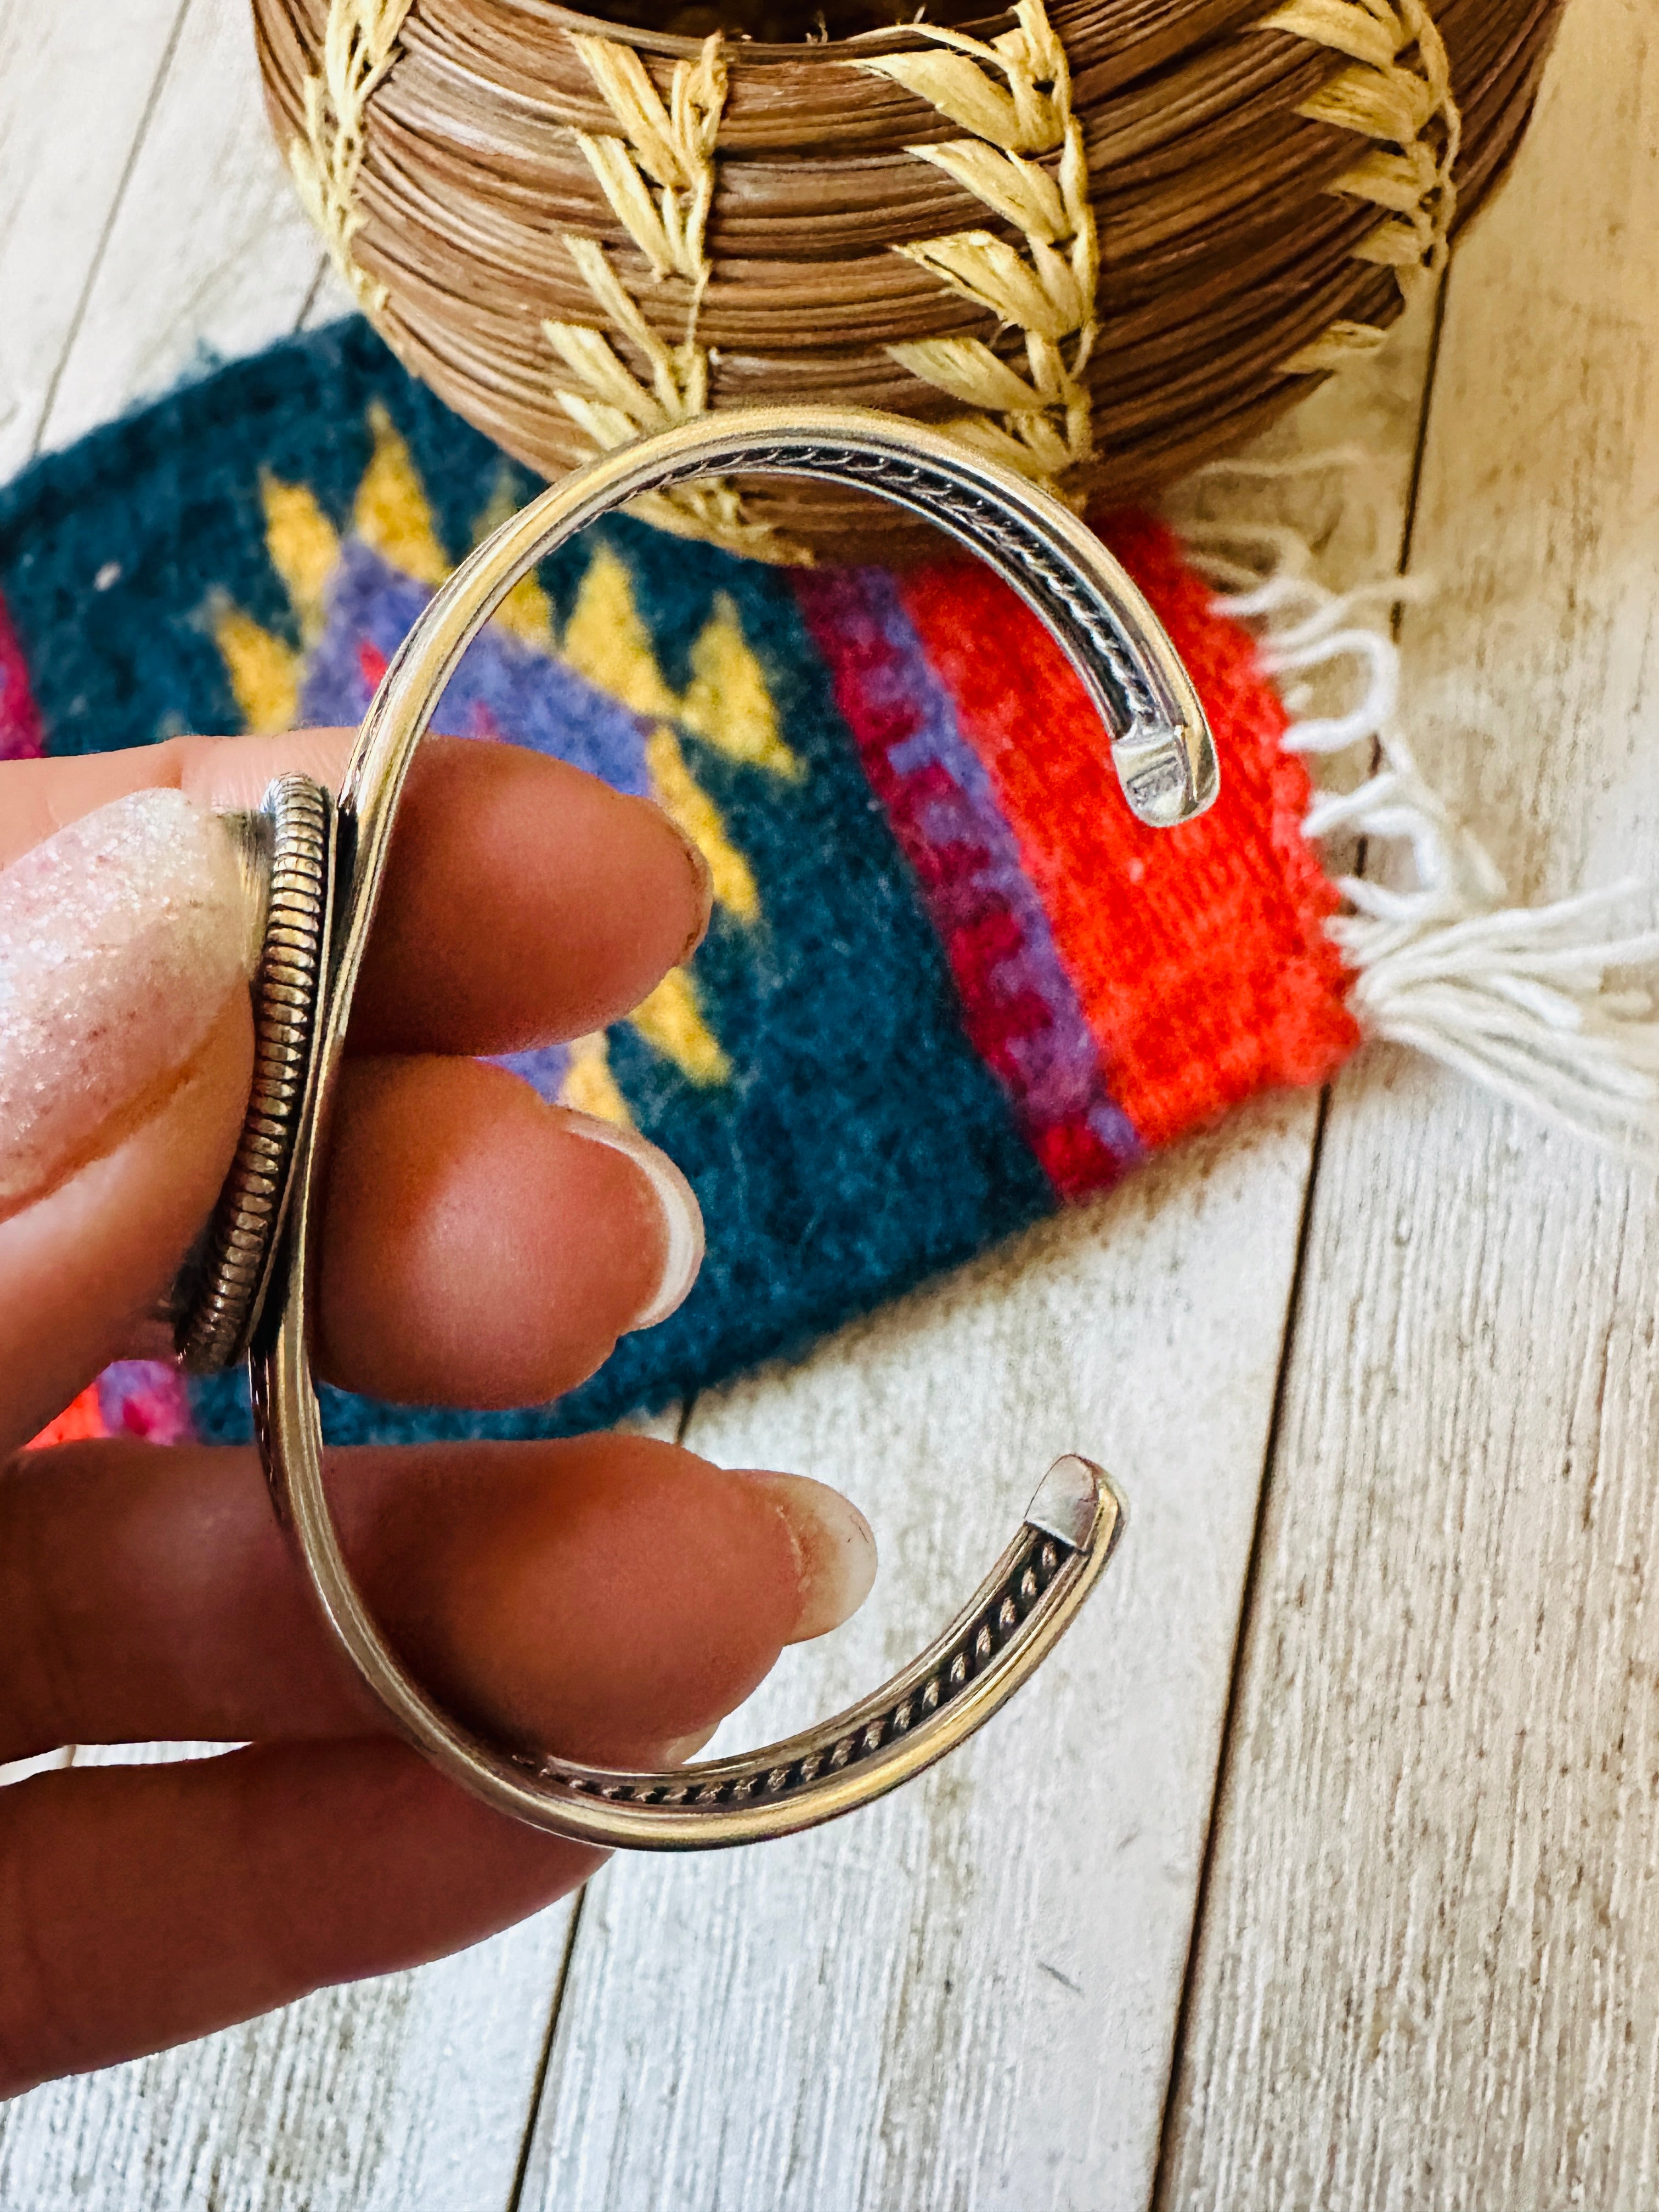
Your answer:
0,1918 -> 567,2211
1161,5 -> 1659,2205
520,1113 -> 1316,2212
301,258 -> 363,333
0,0 -> 187,479
24,0 -> 1618,2202
31,0 -> 325,458
0,1459 -> 680,2205
0,1724 -> 583,2205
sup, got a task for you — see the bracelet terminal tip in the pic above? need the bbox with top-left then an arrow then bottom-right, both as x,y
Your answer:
1025,1454 -> 1126,1554
1111,714 -> 1220,830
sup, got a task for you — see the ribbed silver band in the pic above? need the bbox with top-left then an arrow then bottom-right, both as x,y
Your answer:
175,775 -> 335,1373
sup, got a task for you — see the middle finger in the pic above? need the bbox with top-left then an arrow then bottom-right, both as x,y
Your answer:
309,1054 -> 703,1406
0,1431 -> 872,1765
2,732 -> 712,1058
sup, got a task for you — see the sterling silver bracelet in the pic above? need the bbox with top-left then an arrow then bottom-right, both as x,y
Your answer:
182,408 -> 1217,1849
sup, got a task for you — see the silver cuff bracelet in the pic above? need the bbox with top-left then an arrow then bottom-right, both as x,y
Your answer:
178,407 -> 1217,1850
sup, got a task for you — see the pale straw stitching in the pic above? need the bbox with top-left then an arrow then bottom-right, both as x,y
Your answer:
287,0 -> 415,315
1256,0 -> 1463,376
545,34 -> 798,561
865,0 -> 1098,495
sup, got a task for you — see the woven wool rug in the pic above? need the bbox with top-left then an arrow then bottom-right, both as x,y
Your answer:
4,321 -> 1651,1453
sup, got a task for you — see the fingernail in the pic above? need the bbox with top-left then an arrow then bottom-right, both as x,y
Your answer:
0,790 -> 255,1218
668,819 -> 714,964
661,1725 -> 719,1767
562,1112 -> 705,1330
751,1472 -> 878,1641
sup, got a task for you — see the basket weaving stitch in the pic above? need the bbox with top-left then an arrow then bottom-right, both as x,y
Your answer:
252,0 -> 1565,563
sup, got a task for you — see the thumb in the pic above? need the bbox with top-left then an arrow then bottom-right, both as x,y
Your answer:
0,790 -> 256,1453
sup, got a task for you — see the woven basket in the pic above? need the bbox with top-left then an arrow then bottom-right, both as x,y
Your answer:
253,0 -> 1564,564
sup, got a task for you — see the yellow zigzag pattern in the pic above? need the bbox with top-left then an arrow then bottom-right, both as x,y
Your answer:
214,404 -> 797,1117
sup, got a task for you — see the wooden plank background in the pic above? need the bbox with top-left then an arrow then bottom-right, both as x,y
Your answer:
0,0 -> 1651,2203
1161,4 -> 1659,2204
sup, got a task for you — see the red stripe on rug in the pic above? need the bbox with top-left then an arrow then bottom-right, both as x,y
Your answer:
27,1384 -> 107,1450
899,513 -> 1360,1149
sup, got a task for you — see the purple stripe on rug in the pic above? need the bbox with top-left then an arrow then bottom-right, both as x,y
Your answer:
794,563 -> 1141,1195
299,540 -> 654,797
298,539 -> 661,1110
98,1361 -> 195,1444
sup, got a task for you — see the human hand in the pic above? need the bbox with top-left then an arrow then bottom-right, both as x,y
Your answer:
0,731 -> 875,2096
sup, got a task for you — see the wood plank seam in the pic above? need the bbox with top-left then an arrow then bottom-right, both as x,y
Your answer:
1,12 -> 585,2200
505,1887 -> 591,2212
1156,9 -> 1659,2191
1149,1085 -> 1336,2210
22,0 -> 193,466
513,276 -> 1450,2212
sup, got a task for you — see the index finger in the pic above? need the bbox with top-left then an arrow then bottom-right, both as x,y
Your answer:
0,732 -> 712,1057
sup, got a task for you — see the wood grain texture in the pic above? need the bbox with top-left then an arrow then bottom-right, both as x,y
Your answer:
1160,3 -> 1659,2205
30,0 -> 325,458
0,0 -> 186,480
0,0 -> 184,1785
0,1747 -> 577,2210
17,0 -> 1615,2197
0,1466 -> 674,2207
0,1871 -> 572,2211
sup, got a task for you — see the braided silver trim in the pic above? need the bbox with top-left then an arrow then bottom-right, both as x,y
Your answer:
551,1522 -> 1070,1818
662,442 -> 1161,732
499,413 -> 1217,830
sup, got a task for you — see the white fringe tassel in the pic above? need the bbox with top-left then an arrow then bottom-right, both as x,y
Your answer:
1177,480 -> 1659,1158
